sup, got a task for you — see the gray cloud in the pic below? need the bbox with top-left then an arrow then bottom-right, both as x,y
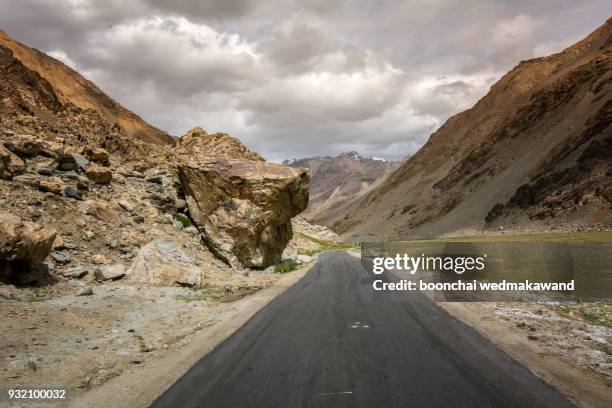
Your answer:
261,25 -> 337,70
142,0 -> 258,21
0,0 -> 609,161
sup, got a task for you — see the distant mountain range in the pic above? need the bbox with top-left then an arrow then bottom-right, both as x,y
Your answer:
334,18 -> 611,241
287,152 -> 401,226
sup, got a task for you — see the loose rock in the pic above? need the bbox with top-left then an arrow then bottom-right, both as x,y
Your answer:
63,266 -> 88,279
76,287 -> 94,296
85,147 -> 109,165
85,165 -> 112,184
64,186 -> 83,200
38,180 -> 62,194
58,154 -> 88,172
174,198 -> 186,211
4,137 -> 42,157
0,144 -> 26,180
129,239 -> 203,287
50,251 -> 71,264
12,174 -> 41,188
117,200 -> 134,212
94,264 -> 126,281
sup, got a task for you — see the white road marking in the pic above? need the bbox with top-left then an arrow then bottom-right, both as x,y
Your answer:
319,391 -> 354,396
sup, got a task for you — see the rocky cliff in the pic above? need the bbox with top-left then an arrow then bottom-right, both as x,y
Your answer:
0,30 -> 310,284
337,18 -> 612,241
288,152 -> 399,227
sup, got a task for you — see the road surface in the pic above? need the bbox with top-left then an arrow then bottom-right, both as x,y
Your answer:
153,251 -> 574,408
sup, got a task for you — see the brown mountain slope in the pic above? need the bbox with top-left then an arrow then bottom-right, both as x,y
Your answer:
0,43 -> 61,115
0,29 -> 173,146
0,40 -> 176,168
336,18 -> 612,241
287,152 -> 399,226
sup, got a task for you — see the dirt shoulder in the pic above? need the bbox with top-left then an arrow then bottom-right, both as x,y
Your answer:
440,302 -> 612,408
0,258 -> 314,408
67,261 -> 313,408
346,249 -> 612,407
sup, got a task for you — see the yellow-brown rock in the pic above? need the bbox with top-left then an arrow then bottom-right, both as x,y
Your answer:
0,211 -> 56,263
0,144 -> 25,180
178,158 -> 309,269
85,165 -> 112,184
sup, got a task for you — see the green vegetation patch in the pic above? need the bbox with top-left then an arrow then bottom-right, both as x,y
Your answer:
176,213 -> 192,228
274,260 -> 299,274
555,302 -> 612,329
176,283 -> 260,302
298,248 -> 320,256
297,232 -> 353,252
395,231 -> 612,244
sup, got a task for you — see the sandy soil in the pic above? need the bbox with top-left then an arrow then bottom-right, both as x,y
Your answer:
0,259 -> 315,408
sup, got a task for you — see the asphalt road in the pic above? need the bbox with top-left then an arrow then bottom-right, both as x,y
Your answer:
153,251 -> 574,408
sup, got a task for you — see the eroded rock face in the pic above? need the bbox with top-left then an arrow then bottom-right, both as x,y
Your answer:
177,127 -> 264,163
178,158 -> 309,268
129,239 -> 203,287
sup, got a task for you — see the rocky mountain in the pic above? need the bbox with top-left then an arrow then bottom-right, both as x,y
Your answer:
287,152 -> 400,226
336,18 -> 612,241
0,29 -> 313,288
0,29 -> 173,146
0,29 -> 328,398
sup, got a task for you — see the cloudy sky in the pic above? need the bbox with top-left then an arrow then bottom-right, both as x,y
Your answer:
1,1 -> 609,161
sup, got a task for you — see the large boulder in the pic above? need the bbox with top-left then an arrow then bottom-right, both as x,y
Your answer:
128,239 -> 203,287
178,158 -> 309,268
0,212 -> 56,283
0,144 -> 26,180
0,212 -> 57,263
